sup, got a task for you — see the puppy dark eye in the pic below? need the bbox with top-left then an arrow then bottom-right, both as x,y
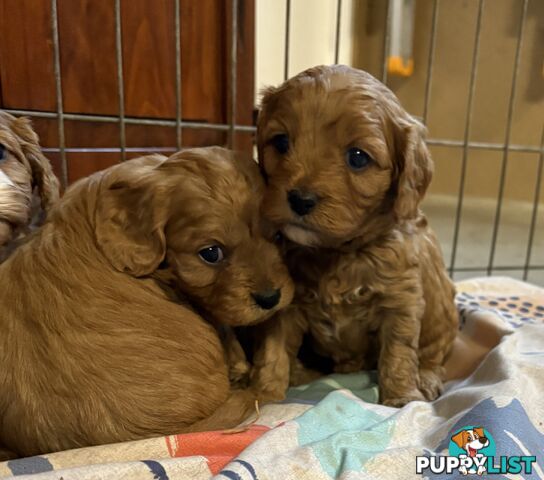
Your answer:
0,145 -> 6,162
346,147 -> 372,171
198,245 -> 224,264
274,231 -> 284,244
157,258 -> 169,270
270,134 -> 289,154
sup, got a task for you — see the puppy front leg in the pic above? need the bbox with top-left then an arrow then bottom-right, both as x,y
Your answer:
251,306 -> 307,401
333,357 -> 365,374
379,313 -> 425,407
222,327 -> 251,388
289,358 -> 323,386
250,315 -> 290,402
418,296 -> 458,400
333,332 -> 376,373
418,347 -> 447,402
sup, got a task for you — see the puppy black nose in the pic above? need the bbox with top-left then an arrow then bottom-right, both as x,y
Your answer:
252,289 -> 281,310
479,436 -> 488,444
287,190 -> 317,216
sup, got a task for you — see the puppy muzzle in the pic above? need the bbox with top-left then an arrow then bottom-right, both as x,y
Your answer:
283,223 -> 322,247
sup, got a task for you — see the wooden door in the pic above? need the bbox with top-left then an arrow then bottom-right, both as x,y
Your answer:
0,0 -> 255,186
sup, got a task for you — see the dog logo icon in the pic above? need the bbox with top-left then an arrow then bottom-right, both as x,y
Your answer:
449,426 -> 493,475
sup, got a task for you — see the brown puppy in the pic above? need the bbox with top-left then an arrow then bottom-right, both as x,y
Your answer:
253,65 -> 458,407
0,111 -> 59,261
0,147 -> 293,457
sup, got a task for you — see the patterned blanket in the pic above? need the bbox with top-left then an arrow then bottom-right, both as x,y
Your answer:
1,277 -> 543,479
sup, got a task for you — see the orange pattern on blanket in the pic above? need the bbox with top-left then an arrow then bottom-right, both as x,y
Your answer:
165,425 -> 269,474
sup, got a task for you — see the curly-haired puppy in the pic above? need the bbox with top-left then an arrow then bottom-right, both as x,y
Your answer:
0,147 -> 293,457
253,65 -> 458,407
0,111 -> 59,261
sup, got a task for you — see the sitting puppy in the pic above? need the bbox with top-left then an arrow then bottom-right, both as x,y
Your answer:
0,147 -> 293,457
253,65 -> 458,406
0,111 -> 59,261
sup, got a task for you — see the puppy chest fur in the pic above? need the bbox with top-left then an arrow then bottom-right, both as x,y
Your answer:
287,218 -> 456,374
287,245 -> 380,370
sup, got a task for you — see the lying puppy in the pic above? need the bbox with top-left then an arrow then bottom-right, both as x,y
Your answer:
253,65 -> 458,406
0,147 -> 293,457
0,111 -> 59,261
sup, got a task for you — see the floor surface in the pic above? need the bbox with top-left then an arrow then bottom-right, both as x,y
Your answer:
423,194 -> 544,286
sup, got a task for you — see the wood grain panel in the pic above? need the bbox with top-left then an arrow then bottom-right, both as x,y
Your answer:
57,0 -> 118,115
1,0 -> 256,183
64,127 -> 229,183
67,152 -> 120,183
64,120 -> 119,148
231,0 -> 255,126
29,118 -> 59,148
121,0 -> 176,118
125,125 -> 225,149
126,124 -> 176,147
0,0 -> 56,111
63,121 -> 119,184
180,0 -> 226,123
181,129 -> 226,148
228,0 -> 255,151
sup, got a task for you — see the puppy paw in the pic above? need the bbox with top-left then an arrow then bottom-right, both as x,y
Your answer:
381,389 -> 426,408
229,360 -> 251,389
289,359 -> 323,386
333,358 -> 365,374
418,368 -> 444,401
257,387 -> 287,403
250,365 -> 289,403
251,377 -> 288,403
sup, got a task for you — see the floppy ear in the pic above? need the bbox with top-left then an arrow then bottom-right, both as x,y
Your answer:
94,165 -> 168,277
451,431 -> 467,448
231,151 -> 265,196
12,117 -> 60,211
393,119 -> 433,220
256,85 -> 279,181
25,143 -> 60,211
474,427 -> 485,438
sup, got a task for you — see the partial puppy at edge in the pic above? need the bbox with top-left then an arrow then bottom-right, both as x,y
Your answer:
0,111 -> 59,262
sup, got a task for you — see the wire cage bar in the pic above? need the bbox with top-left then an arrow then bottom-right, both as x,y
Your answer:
422,0 -> 438,125
229,0 -> 239,149
523,126 -> 544,280
174,0 -> 182,150
283,0 -> 291,81
448,0 -> 484,275
50,0 -> 67,189
3,0 -> 543,282
487,0 -> 529,275
114,0 -> 127,163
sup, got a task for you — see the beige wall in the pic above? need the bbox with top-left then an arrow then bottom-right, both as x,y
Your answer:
256,0 -> 355,93
255,0 -> 544,203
